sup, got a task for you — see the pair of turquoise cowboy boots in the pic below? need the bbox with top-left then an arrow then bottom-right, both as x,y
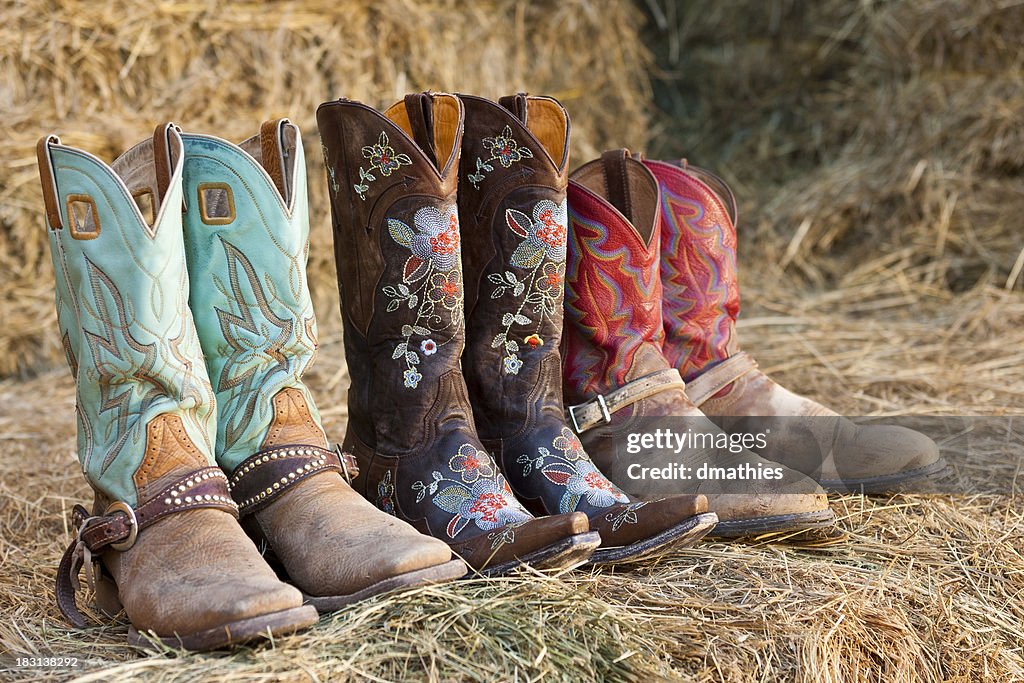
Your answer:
39,121 -> 465,650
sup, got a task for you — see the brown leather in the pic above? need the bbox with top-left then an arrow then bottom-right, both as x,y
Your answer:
457,94 -> 712,560
262,387 -> 329,450
133,413 -> 212,503
563,155 -> 834,533
317,94 -> 596,573
100,505 -> 305,636
259,118 -> 289,201
152,123 -> 177,205
36,135 -> 62,230
230,444 -> 341,515
56,466 -> 248,629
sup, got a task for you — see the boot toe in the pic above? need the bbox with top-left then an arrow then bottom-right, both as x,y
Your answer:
452,511 -> 594,572
589,494 -> 708,548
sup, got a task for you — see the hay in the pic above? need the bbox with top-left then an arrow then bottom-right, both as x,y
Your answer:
647,0 -> 1024,293
2,283 -> 1024,682
3,1 -> 1024,681
0,0 -> 653,377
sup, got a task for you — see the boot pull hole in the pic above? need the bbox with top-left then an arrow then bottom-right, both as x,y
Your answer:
66,194 -> 100,240
132,188 -> 156,226
198,182 -> 235,225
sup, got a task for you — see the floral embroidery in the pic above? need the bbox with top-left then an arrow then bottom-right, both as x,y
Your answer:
467,125 -> 534,189
604,501 -> 648,532
413,444 -> 531,539
518,427 -> 629,514
354,131 -> 412,200
487,198 -> 568,373
383,205 -> 464,388
377,470 -> 396,515
321,142 -> 340,195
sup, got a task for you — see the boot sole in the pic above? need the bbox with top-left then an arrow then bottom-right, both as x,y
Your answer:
477,531 -> 602,576
588,512 -> 719,565
818,458 -> 949,494
710,507 -> 837,538
127,605 -> 318,651
301,559 -> 468,612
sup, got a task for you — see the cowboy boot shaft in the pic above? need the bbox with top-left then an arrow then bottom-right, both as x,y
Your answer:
647,159 -> 943,491
318,95 -> 599,573
38,130 -> 217,506
459,93 -> 571,439
644,160 -> 741,382
180,123 -> 326,471
564,152 -> 670,404
563,152 -> 833,536
318,96 -> 474,455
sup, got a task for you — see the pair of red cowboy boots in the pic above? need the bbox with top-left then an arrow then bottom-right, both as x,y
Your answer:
317,93 -> 719,574
561,150 -> 946,533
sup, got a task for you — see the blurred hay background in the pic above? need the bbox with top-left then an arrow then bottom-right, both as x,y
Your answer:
2,0 -> 1024,681
0,0 -> 652,377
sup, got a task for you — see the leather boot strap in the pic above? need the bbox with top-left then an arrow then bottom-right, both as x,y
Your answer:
56,467 -> 237,628
685,351 -> 758,407
566,369 -> 686,433
229,444 -> 356,517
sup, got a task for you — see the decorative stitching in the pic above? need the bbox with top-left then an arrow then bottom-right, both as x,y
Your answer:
467,125 -> 534,190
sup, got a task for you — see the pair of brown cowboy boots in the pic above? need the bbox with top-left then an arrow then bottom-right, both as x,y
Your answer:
40,121 -> 465,650
316,93 -> 719,573
560,150 -> 945,533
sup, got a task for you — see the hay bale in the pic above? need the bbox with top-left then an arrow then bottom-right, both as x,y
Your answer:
647,0 -> 1024,293
0,0 -> 653,377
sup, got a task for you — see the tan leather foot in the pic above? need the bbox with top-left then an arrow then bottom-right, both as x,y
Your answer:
251,472 -> 460,597
102,507 -> 310,638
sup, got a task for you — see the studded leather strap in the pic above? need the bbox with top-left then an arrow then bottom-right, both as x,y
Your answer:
229,444 -> 356,517
684,352 -> 758,407
55,467 -> 237,628
566,368 -> 686,433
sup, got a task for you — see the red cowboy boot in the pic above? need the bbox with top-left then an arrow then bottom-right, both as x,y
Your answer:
457,93 -> 717,564
646,158 -> 945,492
317,93 -> 600,574
563,150 -> 834,536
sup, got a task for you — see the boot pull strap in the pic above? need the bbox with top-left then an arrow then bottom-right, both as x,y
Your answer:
498,92 -> 530,124
260,118 -> 290,202
152,122 -> 180,206
404,93 -> 438,168
601,148 -> 633,224
36,135 -> 63,230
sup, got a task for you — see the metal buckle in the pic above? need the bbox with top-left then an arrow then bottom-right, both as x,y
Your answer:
567,394 -> 611,434
333,444 -> 357,484
567,404 -> 583,433
104,501 -> 138,552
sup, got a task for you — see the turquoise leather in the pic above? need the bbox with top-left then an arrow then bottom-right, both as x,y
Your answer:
180,127 -> 325,472
42,133 -> 218,506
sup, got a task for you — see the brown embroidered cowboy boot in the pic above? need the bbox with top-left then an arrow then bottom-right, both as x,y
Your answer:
563,150 -> 835,537
457,93 -> 717,563
645,158 -> 946,492
317,93 -> 600,574
177,120 -> 466,610
38,127 -> 317,649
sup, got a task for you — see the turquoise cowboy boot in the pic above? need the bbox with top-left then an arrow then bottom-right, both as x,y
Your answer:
179,119 -> 464,610
38,125 -> 316,650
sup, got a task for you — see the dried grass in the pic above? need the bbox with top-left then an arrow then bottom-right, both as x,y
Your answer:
2,1 -> 1024,681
